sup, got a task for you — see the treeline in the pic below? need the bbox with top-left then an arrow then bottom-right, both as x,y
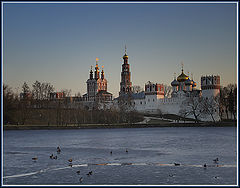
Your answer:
3,82 -> 144,125
3,81 -> 236,125
218,84 -> 237,120
178,83 -> 237,123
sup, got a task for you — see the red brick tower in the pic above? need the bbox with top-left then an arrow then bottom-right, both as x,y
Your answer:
119,46 -> 132,96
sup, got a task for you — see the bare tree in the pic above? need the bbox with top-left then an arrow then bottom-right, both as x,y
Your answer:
219,84 -> 237,120
181,96 -> 204,123
61,89 -> 71,97
132,85 -> 143,93
201,97 -> 218,122
32,81 -> 54,100
22,82 -> 30,94
117,93 -> 136,123
18,82 -> 34,124
3,84 -> 18,124
227,84 -> 237,120
164,85 -> 172,98
75,92 -> 82,97
214,93 -> 223,121
43,83 -> 54,99
32,80 -> 41,100
178,108 -> 189,123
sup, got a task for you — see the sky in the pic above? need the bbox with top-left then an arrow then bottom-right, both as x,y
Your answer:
3,2 -> 237,98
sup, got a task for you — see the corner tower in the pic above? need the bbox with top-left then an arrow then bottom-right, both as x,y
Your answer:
201,75 -> 220,98
119,46 -> 132,96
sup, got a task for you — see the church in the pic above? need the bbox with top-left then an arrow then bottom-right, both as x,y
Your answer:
83,58 -> 113,103
114,47 -> 220,121
81,47 -> 221,121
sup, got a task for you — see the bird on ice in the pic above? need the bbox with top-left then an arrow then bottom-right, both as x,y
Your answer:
213,158 -> 219,163
32,157 -> 38,161
79,177 -> 83,183
87,171 -> 93,176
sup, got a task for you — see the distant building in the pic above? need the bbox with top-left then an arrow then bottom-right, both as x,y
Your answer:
44,47 -> 221,122
115,49 -> 220,121
119,46 -> 132,96
50,92 -> 66,100
145,81 -> 164,98
83,58 -> 113,102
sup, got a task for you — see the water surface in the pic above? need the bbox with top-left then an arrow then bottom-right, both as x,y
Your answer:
3,127 -> 237,185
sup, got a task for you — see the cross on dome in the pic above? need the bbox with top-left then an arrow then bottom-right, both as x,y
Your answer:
181,61 -> 184,72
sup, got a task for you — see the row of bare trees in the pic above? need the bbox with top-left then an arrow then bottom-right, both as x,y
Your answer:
178,84 -> 237,123
179,96 -> 217,123
3,82 -> 144,125
218,84 -> 237,120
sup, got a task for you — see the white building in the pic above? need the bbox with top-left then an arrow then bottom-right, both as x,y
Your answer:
80,50 -> 221,122
115,50 -> 221,121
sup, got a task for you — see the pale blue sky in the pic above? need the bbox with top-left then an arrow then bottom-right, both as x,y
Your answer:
3,2 -> 237,97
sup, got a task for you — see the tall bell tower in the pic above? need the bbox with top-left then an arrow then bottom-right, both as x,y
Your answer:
119,46 -> 132,96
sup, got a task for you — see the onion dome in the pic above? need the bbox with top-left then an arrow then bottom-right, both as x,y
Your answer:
177,69 -> 189,82
185,78 -> 193,85
123,53 -> 128,59
192,80 -> 197,87
171,79 -> 179,86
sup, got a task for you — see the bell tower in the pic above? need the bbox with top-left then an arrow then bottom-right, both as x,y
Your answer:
119,46 -> 132,96
94,58 -> 100,80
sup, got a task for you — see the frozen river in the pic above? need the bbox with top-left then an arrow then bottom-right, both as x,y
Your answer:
3,127 -> 237,185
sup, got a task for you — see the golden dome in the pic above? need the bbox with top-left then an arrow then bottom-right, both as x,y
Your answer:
123,53 -> 128,59
177,70 -> 189,82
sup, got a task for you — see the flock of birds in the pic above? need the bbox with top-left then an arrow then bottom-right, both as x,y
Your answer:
31,148 -> 220,183
173,157 -> 219,168
31,147 -> 129,183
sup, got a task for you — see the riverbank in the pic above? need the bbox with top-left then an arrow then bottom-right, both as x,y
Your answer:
3,121 -> 236,130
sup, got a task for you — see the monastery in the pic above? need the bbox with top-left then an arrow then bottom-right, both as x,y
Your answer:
82,47 -> 220,121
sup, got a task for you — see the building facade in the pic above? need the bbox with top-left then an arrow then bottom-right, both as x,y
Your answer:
115,51 -> 221,121
83,59 -> 112,102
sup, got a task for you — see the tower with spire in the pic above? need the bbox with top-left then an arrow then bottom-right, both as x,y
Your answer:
119,46 -> 132,96
94,58 -> 100,80
86,64 -> 98,101
85,58 -> 112,102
